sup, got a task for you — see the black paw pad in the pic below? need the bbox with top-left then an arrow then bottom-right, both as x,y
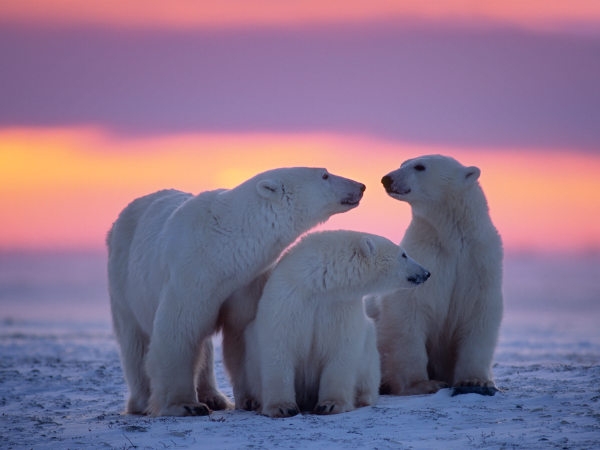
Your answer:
451,386 -> 499,397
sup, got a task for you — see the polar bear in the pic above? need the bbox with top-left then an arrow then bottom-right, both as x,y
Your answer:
241,230 -> 430,418
371,155 -> 503,396
106,167 -> 365,416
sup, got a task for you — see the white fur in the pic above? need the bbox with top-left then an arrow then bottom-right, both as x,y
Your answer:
243,230 -> 430,418
373,155 -> 503,395
106,167 -> 365,416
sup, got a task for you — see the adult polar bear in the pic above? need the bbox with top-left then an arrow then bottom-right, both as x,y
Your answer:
372,155 -> 503,395
243,231 -> 431,418
107,167 -> 365,416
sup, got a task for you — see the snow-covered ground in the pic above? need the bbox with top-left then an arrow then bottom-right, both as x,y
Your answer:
1,253 -> 599,449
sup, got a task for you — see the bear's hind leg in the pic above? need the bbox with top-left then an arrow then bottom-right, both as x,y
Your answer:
235,320 -> 262,411
379,327 -> 448,396
112,312 -> 151,415
195,338 -> 234,411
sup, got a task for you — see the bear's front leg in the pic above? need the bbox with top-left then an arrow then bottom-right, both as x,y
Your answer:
315,345 -> 361,415
259,358 -> 299,418
354,322 -> 381,408
145,335 -> 211,416
258,335 -> 300,418
452,301 -> 502,390
144,290 -> 220,417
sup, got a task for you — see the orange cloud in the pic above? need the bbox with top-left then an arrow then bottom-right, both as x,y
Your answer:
1,0 -> 599,31
1,127 -> 599,254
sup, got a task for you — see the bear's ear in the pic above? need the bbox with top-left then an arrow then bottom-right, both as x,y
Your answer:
463,166 -> 481,186
359,236 -> 376,257
256,179 -> 283,199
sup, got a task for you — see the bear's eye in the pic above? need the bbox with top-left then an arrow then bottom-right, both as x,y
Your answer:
402,253 -> 407,259
322,173 -> 329,180
414,164 -> 425,171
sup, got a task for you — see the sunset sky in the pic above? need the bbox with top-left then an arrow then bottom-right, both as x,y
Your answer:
1,1 -> 599,254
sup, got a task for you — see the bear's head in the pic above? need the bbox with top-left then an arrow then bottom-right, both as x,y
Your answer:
356,234 -> 431,295
380,155 -> 480,207
254,167 -> 366,228
288,231 -> 430,297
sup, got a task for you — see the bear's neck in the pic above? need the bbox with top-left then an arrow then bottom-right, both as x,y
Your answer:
209,191 -> 317,278
409,184 -> 495,248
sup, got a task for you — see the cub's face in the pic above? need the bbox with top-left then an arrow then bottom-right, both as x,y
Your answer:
358,236 -> 430,295
397,247 -> 431,288
381,154 -> 480,205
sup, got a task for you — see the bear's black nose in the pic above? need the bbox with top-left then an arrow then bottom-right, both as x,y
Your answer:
425,271 -> 431,279
359,183 -> 366,193
381,175 -> 393,189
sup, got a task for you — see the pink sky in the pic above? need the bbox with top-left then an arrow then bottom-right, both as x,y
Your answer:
2,0 -> 600,30
2,128 -> 599,254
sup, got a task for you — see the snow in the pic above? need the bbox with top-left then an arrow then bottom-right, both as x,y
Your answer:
1,254 -> 599,449
1,318 -> 599,450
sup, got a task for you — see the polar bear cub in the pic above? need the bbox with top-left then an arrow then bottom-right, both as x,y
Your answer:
244,230 -> 430,418
107,168 -> 365,416
373,155 -> 503,396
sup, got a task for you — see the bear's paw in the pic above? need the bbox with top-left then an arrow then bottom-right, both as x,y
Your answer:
314,400 -> 354,415
154,402 -> 211,417
262,402 -> 300,418
196,390 -> 233,411
240,396 -> 261,412
451,385 -> 499,397
455,379 -> 495,388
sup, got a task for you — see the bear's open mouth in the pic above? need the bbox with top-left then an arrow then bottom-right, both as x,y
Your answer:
387,187 -> 411,196
341,193 -> 363,206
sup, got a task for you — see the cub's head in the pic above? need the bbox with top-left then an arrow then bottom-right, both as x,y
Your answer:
381,155 -> 480,206
356,235 -> 431,294
283,231 -> 430,298
255,167 -> 365,227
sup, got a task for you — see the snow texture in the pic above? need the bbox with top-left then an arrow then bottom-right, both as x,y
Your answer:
1,253 -> 599,449
1,318 -> 599,450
